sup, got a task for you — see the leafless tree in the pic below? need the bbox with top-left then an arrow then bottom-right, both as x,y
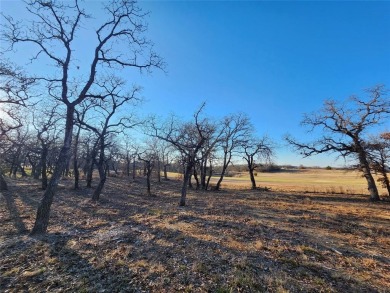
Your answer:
215,113 -> 253,191
31,103 -> 61,189
286,85 -> 390,201
151,103 -> 215,206
0,61 -> 35,106
77,80 -> 141,201
243,137 -> 274,190
138,150 -> 155,196
1,0 -> 163,234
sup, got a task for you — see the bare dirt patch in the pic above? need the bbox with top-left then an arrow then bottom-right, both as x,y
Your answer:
1,176 -> 389,292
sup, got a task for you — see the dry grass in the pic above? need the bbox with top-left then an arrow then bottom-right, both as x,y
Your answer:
0,175 -> 389,292
178,168 -> 389,196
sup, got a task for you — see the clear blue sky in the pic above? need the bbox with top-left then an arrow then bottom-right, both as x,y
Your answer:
1,1 -> 390,167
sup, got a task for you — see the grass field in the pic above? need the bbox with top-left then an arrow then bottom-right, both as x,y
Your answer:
1,173 -> 389,292
168,168 -> 389,196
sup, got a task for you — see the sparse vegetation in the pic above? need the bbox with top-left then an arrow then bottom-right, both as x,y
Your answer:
1,175 -> 389,292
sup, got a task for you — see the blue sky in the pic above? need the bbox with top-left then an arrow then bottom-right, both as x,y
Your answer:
1,1 -> 390,167
137,1 -> 390,166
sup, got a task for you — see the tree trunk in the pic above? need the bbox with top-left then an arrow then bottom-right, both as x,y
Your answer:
193,168 -> 199,189
92,162 -> 106,201
92,143 -> 106,201
73,125 -> 81,189
358,149 -> 379,201
215,152 -> 230,191
379,167 -> 390,196
86,148 -> 97,188
146,162 -> 151,196
163,164 -> 168,180
188,173 -> 193,189
157,159 -> 161,183
132,157 -> 136,180
249,168 -> 257,189
20,165 -> 28,177
31,105 -> 75,235
41,146 -> 48,190
126,154 -> 130,177
180,163 -> 192,206
0,173 -> 8,190
205,160 -> 213,190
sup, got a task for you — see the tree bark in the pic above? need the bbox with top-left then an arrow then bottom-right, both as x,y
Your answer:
180,163 -> 193,206
92,160 -> 106,201
163,164 -> 168,180
157,159 -> 161,183
0,173 -> 8,190
146,161 -> 151,196
92,144 -> 106,201
215,152 -> 230,191
205,160 -> 213,190
31,105 -> 74,235
358,149 -> 379,201
249,168 -> 257,190
73,125 -> 81,189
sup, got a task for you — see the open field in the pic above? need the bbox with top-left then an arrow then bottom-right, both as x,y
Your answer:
1,175 -> 389,292
167,168 -> 389,196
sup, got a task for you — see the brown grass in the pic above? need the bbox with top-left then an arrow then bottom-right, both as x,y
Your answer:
0,175 -> 389,292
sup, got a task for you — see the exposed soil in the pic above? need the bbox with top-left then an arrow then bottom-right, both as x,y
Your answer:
1,176 -> 389,292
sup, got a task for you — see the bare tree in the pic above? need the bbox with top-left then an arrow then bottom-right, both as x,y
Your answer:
0,61 -> 35,106
286,86 -> 390,201
32,103 -> 61,190
138,151 -> 155,196
1,0 -> 163,234
215,113 -> 252,190
77,80 -> 141,201
243,137 -> 274,190
151,104 -> 215,206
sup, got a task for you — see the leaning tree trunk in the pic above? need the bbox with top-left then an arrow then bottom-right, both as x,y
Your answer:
31,106 -> 75,235
358,149 -> 380,201
215,152 -> 231,191
0,173 -> 8,190
193,168 -> 199,189
92,161 -> 106,201
249,168 -> 257,190
205,160 -> 213,190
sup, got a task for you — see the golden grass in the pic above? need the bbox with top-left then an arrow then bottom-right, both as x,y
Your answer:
168,169 -> 389,195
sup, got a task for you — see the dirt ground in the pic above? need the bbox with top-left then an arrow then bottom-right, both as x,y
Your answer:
1,176 -> 389,292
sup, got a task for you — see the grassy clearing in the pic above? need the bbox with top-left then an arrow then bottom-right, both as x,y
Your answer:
1,176 -> 389,292
167,169 -> 389,196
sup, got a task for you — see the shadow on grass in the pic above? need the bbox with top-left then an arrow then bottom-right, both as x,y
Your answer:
1,190 -> 28,234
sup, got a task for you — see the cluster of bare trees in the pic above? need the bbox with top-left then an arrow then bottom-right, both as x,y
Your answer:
0,0 -> 273,234
1,1 -> 388,238
1,0 -> 164,234
151,103 -> 274,206
286,85 -> 390,201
